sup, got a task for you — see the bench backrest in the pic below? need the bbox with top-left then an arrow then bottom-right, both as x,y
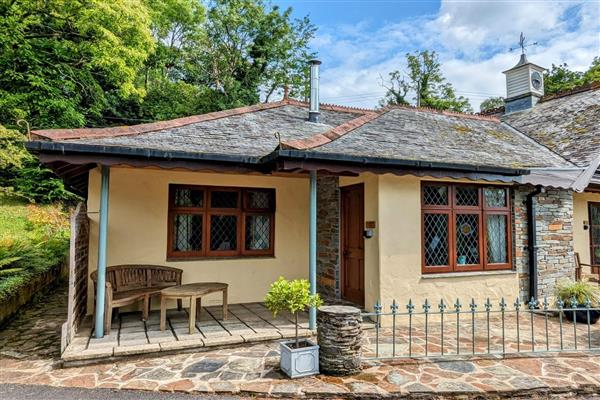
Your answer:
90,265 -> 182,293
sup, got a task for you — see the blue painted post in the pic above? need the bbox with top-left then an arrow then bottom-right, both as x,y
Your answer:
95,166 -> 110,338
309,171 -> 317,330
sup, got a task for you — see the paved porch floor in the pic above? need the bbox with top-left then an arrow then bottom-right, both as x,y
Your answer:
2,284 -> 600,398
63,303 -> 310,362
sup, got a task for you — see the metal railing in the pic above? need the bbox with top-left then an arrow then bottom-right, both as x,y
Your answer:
362,297 -> 600,360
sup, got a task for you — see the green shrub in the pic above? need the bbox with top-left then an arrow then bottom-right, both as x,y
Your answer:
555,279 -> 600,307
264,277 -> 322,347
0,197 -> 69,302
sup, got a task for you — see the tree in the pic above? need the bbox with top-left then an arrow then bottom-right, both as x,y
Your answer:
479,96 -> 505,112
380,50 -> 472,113
0,0 -> 155,129
0,126 -> 77,203
544,63 -> 584,95
544,58 -> 600,95
190,0 -> 316,109
264,277 -> 322,348
582,57 -> 600,85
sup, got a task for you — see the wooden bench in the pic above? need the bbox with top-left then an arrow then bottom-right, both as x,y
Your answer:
91,265 -> 183,333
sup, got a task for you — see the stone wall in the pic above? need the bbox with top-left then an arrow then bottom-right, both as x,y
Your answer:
535,188 -> 575,298
514,187 -> 575,301
513,187 -> 530,301
317,176 -> 340,301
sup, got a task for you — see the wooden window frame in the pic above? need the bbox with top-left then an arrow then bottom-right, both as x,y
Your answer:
421,183 -> 512,274
167,184 -> 275,259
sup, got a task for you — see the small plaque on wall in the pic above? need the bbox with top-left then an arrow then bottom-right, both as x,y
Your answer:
365,221 -> 376,229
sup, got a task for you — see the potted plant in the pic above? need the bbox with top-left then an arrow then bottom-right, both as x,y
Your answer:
265,277 -> 323,378
555,279 -> 600,324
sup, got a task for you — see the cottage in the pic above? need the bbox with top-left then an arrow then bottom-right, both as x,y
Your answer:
27,56 -> 599,352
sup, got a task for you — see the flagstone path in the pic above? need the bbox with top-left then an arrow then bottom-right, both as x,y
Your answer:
1,282 -> 600,398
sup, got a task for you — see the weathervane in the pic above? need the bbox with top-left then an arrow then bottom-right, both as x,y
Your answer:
510,32 -> 538,54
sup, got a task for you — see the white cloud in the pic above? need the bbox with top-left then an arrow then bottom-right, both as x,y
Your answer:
315,0 -> 600,110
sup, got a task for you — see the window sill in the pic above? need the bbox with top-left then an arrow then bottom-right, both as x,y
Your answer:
166,255 -> 276,262
421,270 -> 516,279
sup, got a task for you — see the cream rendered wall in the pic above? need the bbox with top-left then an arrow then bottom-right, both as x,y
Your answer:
339,174 -> 380,312
573,191 -> 600,265
376,175 -> 519,318
86,167 -> 309,314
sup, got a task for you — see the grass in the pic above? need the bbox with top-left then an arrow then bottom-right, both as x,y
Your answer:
0,194 -> 70,303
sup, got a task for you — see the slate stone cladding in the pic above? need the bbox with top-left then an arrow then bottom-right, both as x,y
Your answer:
512,187 -> 530,301
316,176 -> 341,301
514,187 -> 575,301
317,305 -> 363,376
534,188 -> 575,299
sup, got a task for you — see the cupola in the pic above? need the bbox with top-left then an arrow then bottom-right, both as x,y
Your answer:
503,53 -> 545,114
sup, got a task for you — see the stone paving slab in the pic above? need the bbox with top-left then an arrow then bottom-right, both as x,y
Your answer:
2,283 -> 600,399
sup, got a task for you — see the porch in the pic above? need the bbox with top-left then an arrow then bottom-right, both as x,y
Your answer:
63,303 -> 310,363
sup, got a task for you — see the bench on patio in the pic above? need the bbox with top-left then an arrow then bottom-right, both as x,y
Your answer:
91,265 -> 183,333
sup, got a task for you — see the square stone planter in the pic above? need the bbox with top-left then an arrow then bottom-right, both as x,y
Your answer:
279,339 -> 319,378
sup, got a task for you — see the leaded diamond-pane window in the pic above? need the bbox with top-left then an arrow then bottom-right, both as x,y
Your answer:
422,182 -> 511,273
423,185 -> 448,206
456,214 -> 480,265
173,214 -> 202,252
211,191 -> 239,208
210,215 -> 238,251
455,186 -> 479,206
247,190 -> 272,210
174,188 -> 204,208
169,185 -> 275,258
484,188 -> 506,208
486,214 -> 507,263
245,215 -> 271,250
424,213 -> 449,266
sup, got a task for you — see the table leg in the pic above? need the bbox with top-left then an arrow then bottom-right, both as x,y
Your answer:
160,295 -> 167,331
189,296 -> 196,335
196,297 -> 202,320
222,288 -> 228,320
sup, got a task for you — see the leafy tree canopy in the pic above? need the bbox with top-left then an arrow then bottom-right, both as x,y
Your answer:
544,57 -> 600,95
380,50 -> 473,113
0,126 -> 78,203
0,0 -> 155,129
479,96 -> 505,112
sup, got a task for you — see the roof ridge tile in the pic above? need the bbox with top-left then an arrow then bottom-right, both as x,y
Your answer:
280,109 -> 383,150
385,103 -> 500,122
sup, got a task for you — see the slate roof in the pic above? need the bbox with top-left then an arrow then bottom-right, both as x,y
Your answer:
33,100 -> 367,158
31,87 -> 597,174
299,106 -> 572,169
502,84 -> 600,167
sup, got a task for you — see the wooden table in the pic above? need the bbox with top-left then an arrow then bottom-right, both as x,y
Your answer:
160,282 -> 228,334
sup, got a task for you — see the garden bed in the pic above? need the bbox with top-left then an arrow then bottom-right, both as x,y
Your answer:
0,195 -> 69,325
0,262 -> 66,326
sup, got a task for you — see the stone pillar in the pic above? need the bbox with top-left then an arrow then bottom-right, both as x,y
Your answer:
316,176 -> 340,301
317,305 -> 362,376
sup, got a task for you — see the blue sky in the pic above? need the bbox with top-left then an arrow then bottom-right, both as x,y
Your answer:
272,0 -> 600,110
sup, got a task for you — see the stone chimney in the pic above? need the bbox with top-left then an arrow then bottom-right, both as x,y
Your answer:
503,54 -> 546,114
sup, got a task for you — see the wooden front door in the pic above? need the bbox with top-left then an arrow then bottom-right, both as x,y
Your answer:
341,184 -> 365,306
